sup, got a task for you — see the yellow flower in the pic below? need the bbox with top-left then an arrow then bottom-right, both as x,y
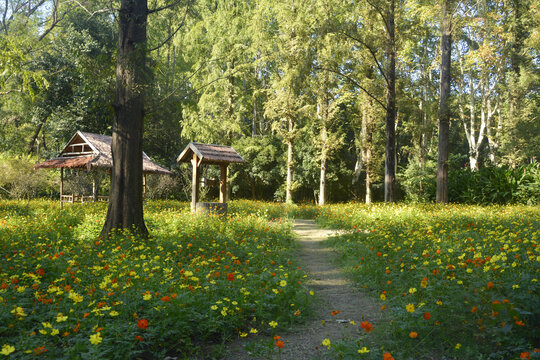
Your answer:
280,280 -> 287,287
269,321 -> 278,328
10,306 -> 26,317
380,293 -> 386,301
1,344 -> 15,356
455,343 -> 461,350
143,293 -> 152,301
109,311 -> 119,317
89,332 -> 103,345
358,347 -> 370,354
321,338 -> 331,348
239,332 -> 248,337
68,291 -> 83,304
349,320 -> 356,325
50,328 -> 59,336
309,290 -> 314,296
408,288 -> 417,294
56,313 -> 68,322
211,305 -> 218,310
249,328 -> 258,334
406,303 -> 415,313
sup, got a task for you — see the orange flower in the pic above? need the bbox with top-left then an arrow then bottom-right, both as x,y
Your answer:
275,340 -> 284,348
360,321 -> 374,333
515,320 -> 525,326
383,352 -> 395,360
487,282 -> 494,290
137,319 -> 149,330
423,312 -> 431,320
161,295 -> 170,302
471,306 -> 478,313
33,346 -> 47,355
520,352 -> 530,359
409,331 -> 418,338
136,335 -> 143,342
227,273 -> 235,281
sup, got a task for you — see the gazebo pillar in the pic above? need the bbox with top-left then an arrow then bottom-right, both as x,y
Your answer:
219,164 -> 228,203
191,154 -> 200,211
60,168 -> 64,208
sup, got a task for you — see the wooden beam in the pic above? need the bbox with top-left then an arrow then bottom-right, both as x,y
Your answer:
220,164 -> 228,203
143,174 -> 147,196
191,154 -> 200,211
60,168 -> 64,208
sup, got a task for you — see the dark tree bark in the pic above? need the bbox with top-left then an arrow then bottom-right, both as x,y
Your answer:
437,0 -> 452,203
101,0 -> 149,238
384,0 -> 396,202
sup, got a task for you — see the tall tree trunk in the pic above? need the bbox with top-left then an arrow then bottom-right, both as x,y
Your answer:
101,0 -> 148,238
361,96 -> 373,204
319,154 -> 327,206
384,0 -> 396,202
285,134 -> 294,203
437,0 -> 451,203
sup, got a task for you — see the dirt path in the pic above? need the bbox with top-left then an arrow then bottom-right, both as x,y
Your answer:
225,220 -> 381,360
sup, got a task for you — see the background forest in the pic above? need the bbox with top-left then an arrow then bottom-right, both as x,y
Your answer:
1,0 -> 539,205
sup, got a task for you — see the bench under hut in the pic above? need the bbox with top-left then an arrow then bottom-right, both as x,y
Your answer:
35,131 -> 173,206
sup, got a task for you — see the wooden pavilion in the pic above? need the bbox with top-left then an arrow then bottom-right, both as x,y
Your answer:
35,131 -> 173,206
177,142 -> 244,212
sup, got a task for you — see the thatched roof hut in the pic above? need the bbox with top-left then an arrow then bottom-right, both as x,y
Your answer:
35,131 -> 173,175
35,131 -> 173,206
177,142 -> 244,212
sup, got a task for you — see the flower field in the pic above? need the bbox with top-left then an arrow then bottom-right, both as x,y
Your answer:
0,200 -> 311,359
317,204 -> 540,359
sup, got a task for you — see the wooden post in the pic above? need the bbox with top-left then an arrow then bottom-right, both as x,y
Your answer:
143,174 -> 147,196
60,168 -> 64,208
220,164 -> 228,203
191,154 -> 200,211
92,175 -> 97,202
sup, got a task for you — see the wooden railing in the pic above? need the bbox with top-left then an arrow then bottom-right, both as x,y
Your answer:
60,194 -> 109,206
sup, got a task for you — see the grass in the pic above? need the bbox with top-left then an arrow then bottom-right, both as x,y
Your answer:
0,200 -> 312,359
316,203 -> 540,360
1,199 -> 538,359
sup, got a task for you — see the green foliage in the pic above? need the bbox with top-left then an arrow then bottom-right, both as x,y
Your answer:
0,200 -> 312,359
317,203 -> 540,359
449,163 -> 540,205
399,157 -> 437,202
0,154 -> 56,199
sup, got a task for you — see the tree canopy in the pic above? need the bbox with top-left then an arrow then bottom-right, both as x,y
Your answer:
1,0 -> 539,204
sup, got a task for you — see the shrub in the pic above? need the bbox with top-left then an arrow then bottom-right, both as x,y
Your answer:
0,154 -> 56,199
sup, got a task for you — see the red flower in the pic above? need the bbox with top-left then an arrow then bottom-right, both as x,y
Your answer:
161,295 -> 170,302
137,318 -> 149,330
36,268 -> 45,276
360,321 -> 374,333
227,273 -> 235,281
136,335 -> 144,342
423,312 -> 431,320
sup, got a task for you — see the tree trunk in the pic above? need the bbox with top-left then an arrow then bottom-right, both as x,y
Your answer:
437,0 -> 451,203
101,0 -> 148,238
384,0 -> 396,202
319,154 -> 327,206
361,95 -> 373,204
286,135 -> 294,203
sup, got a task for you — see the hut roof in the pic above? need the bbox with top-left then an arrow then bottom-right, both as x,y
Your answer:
177,142 -> 245,165
34,131 -> 173,175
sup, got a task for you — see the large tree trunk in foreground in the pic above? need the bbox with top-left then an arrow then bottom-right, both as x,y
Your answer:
437,0 -> 451,203
101,0 -> 148,238
384,0 -> 396,202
